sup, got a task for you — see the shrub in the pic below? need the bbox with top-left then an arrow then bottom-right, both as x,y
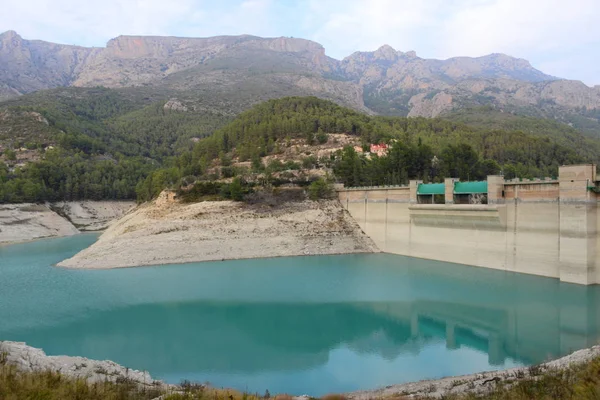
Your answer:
308,178 -> 333,200
4,149 -> 16,161
317,132 -> 328,144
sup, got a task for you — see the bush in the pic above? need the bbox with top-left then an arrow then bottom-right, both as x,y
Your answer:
221,166 -> 234,178
308,178 -> 334,200
229,177 -> 244,201
4,149 -> 16,161
317,132 -> 328,144
302,156 -> 317,169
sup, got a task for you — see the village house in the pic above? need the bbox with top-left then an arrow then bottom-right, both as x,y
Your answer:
370,143 -> 389,157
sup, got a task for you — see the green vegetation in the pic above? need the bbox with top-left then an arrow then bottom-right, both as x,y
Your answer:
137,96 -> 587,197
0,362 -> 162,400
0,363 -> 264,400
1,93 -> 599,203
3,350 -> 600,400
444,106 -> 600,159
308,178 -> 334,200
0,87 -> 232,203
175,178 -> 252,203
440,357 -> 600,400
0,149 -> 155,203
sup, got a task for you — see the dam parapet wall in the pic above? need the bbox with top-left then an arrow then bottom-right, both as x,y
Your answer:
338,164 -> 600,285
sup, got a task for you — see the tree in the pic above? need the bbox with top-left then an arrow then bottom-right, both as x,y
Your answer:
308,178 -> 333,200
5,149 -> 16,162
440,144 -> 481,180
229,178 -> 244,201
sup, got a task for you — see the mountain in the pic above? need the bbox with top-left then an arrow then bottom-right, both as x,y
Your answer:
1,31 -> 599,136
0,31 -> 366,113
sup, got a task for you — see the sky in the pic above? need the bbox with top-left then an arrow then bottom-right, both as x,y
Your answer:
1,0 -> 599,86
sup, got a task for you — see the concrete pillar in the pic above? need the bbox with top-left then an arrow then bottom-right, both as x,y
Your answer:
487,175 -> 505,205
410,313 -> 420,337
446,323 -> 458,349
444,178 -> 457,204
409,180 -> 421,204
488,334 -> 504,365
559,164 -> 598,285
559,164 -> 596,203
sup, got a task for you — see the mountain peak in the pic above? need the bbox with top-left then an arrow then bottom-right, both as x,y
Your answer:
373,44 -> 398,60
1,30 -> 20,39
0,30 -> 23,43
0,30 -> 24,50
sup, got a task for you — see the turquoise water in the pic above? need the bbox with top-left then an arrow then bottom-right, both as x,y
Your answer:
1,235 -> 600,396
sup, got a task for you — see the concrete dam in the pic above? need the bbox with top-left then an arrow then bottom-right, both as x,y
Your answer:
337,164 -> 600,285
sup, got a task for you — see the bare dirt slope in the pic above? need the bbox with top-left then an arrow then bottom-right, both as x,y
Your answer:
57,197 -> 379,269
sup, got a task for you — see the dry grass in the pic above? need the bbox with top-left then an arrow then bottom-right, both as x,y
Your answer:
3,353 -> 600,400
404,357 -> 600,400
0,363 -> 163,400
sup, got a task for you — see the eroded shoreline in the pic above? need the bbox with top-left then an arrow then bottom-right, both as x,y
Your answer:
0,201 -> 134,245
57,197 -> 379,269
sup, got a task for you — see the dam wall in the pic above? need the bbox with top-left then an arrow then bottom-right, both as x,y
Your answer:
338,164 -> 600,285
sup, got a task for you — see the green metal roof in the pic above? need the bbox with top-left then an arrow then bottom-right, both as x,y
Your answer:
454,181 -> 488,194
417,183 -> 445,195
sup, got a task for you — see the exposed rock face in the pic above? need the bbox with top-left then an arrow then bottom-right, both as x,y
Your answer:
348,345 -> 600,399
1,30 -> 599,118
0,201 -> 135,244
163,98 -> 188,112
0,341 -> 158,386
0,30 -> 97,100
0,204 -> 79,244
50,201 -> 135,231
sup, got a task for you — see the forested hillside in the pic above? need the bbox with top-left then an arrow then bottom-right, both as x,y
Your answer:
136,97 -> 593,201
1,93 -> 598,204
0,87 -> 231,202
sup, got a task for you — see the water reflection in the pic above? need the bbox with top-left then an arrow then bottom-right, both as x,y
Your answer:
1,236 -> 600,395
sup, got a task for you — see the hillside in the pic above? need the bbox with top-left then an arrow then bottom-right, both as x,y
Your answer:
135,97 -> 597,201
1,30 -> 599,135
2,94 -> 599,204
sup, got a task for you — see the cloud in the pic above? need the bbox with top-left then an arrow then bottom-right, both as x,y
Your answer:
0,0 -> 598,85
0,0 -> 282,46
0,0 -> 200,46
307,0 -> 600,85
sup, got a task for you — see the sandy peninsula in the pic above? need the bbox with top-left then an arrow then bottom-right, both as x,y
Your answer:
57,195 -> 379,269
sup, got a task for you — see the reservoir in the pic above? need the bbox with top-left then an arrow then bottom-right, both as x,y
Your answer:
1,235 -> 599,396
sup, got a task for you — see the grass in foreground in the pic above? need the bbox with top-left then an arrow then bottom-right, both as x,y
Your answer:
441,356 -> 600,400
2,356 -> 600,399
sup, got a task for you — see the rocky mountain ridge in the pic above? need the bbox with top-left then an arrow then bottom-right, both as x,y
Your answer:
1,30 -> 599,128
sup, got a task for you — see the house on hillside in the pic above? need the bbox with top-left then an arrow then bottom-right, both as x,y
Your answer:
370,143 -> 389,157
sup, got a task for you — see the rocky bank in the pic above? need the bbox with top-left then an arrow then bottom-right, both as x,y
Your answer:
347,345 -> 600,399
2,340 -> 599,399
0,341 -> 159,387
0,201 -> 134,245
57,196 -> 379,269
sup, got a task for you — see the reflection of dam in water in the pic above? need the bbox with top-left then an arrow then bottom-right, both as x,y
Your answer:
338,164 -> 600,285
4,295 -> 599,375
3,251 -> 599,377
2,225 -> 600,394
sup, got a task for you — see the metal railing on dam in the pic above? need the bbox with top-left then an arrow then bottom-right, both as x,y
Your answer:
337,164 -> 600,285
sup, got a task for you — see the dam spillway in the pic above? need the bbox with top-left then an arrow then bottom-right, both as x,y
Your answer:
338,164 -> 600,285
